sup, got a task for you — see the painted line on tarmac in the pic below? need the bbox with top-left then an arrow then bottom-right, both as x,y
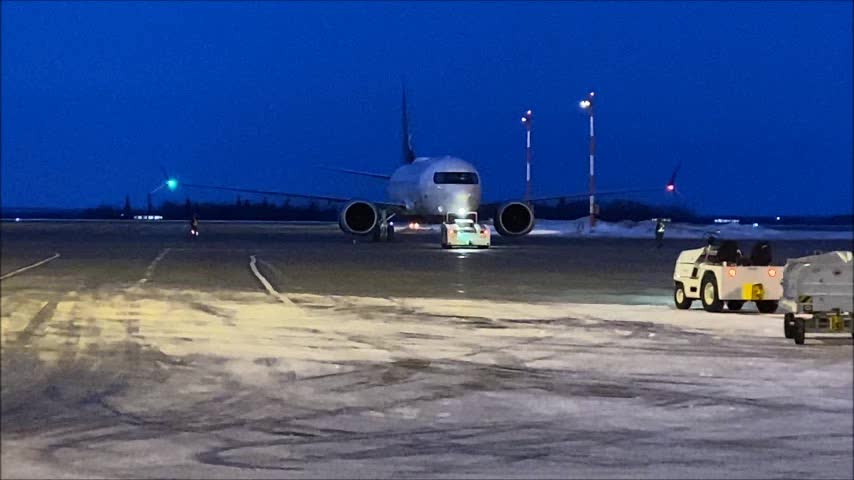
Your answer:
249,255 -> 297,306
137,248 -> 171,285
257,258 -> 286,278
0,253 -> 61,281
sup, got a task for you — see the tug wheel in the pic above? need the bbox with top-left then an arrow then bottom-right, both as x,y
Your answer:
726,300 -> 745,311
793,318 -> 806,345
756,301 -> 779,314
784,313 -> 794,339
700,274 -> 723,313
674,283 -> 693,310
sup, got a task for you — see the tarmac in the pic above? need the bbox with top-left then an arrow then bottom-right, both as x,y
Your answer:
1,221 -> 852,478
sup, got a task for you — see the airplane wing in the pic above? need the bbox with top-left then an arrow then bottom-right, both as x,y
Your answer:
317,166 -> 392,180
174,182 -> 404,209
481,187 -> 666,208
526,187 -> 667,204
482,163 -> 680,207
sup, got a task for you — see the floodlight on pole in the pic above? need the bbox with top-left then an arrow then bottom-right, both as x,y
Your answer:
579,91 -> 596,229
521,109 -> 533,203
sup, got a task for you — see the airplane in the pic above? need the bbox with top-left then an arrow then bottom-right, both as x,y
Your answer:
165,88 -> 677,242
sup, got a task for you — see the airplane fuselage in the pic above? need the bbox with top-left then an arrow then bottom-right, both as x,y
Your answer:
387,156 -> 481,218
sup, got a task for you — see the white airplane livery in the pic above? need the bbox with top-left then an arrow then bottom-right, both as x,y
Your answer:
176,88 -> 675,241
328,89 -> 537,239
336,153 -> 534,238
387,156 -> 482,216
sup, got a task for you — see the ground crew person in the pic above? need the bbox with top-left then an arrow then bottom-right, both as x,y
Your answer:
189,213 -> 200,237
655,218 -> 666,248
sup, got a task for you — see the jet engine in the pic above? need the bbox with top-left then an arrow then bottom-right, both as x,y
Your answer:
494,201 -> 535,237
338,200 -> 379,235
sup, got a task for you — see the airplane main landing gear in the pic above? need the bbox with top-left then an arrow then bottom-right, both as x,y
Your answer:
372,210 -> 395,242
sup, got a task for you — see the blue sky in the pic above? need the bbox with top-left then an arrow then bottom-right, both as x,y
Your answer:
2,1 -> 851,215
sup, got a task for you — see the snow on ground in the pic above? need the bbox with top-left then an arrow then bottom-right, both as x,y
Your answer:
529,218 -> 853,240
2,286 -> 852,478
402,218 -> 852,240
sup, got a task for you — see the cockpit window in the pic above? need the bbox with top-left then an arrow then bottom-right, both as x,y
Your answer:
433,172 -> 479,184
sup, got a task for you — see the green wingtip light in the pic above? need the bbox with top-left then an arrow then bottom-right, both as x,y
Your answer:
166,179 -> 178,191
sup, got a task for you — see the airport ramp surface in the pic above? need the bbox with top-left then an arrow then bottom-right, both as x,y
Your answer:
2,221 -> 851,478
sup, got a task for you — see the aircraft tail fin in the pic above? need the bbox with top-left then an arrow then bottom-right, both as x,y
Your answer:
401,83 -> 416,164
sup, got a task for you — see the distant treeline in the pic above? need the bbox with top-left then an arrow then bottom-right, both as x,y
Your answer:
3,197 -> 852,226
2,196 -> 336,221
157,197 -> 339,221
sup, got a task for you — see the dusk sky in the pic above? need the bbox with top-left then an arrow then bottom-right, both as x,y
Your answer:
2,1 -> 851,216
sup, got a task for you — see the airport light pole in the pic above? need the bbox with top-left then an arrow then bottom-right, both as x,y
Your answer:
579,91 -> 596,229
521,109 -> 533,203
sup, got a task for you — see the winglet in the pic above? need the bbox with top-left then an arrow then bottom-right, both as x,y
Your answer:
401,80 -> 416,164
666,161 -> 681,193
